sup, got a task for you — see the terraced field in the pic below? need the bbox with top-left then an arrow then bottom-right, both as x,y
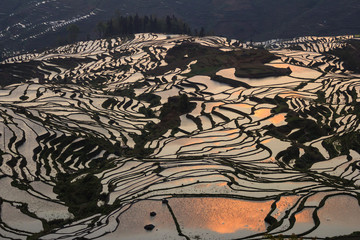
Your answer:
1,33 -> 360,239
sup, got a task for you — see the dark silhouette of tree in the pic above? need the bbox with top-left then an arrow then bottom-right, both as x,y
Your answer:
150,16 -> 157,33
67,24 -> 80,42
144,15 -> 150,32
166,16 -> 172,33
128,16 -> 134,34
97,14 -> 203,38
199,27 -> 205,37
96,22 -> 106,38
194,29 -> 198,36
0,46 -> 3,62
120,16 -> 128,35
105,20 -> 114,37
134,14 -> 141,33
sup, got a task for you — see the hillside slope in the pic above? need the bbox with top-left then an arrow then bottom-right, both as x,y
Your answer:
1,0 -> 360,57
0,33 -> 360,239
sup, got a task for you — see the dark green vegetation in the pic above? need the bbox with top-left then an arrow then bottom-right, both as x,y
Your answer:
101,92 -> 195,158
0,57 -> 96,86
0,61 -> 52,86
54,174 -> 104,217
266,110 -> 330,169
329,39 -> 360,73
97,14 -> 198,39
326,232 -> 360,240
27,133 -> 122,239
266,88 -> 360,169
132,94 -> 196,157
30,171 -> 118,240
149,42 -> 291,78
234,65 -> 291,79
0,57 -> 93,87
56,24 -> 81,46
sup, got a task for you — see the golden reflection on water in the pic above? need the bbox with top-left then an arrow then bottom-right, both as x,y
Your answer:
204,102 -> 223,113
216,182 -> 228,187
310,195 -> 360,237
268,114 -> 285,124
236,103 -> 253,108
259,157 -> 277,163
261,139 -> 272,144
254,109 -> 285,124
208,129 -> 239,143
254,109 -> 271,119
170,198 -> 273,234
223,146 -> 235,151
273,196 -> 300,220
278,91 -> 303,98
295,208 -> 314,223
184,138 -> 204,146
317,195 -> 360,224
208,129 -> 238,138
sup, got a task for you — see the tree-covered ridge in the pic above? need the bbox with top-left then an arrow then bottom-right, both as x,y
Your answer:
1,0 -> 360,58
96,14 -> 204,38
329,39 -> 360,73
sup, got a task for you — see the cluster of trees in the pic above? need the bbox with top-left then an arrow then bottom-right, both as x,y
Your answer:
57,24 -> 81,46
0,43 -> 5,62
330,40 -> 360,73
96,14 -> 205,38
55,14 -> 207,47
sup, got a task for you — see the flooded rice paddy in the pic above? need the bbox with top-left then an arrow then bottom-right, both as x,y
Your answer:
0,34 -> 359,239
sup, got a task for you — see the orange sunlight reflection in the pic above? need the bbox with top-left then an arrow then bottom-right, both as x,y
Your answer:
278,92 -> 303,98
268,114 -> 285,124
261,157 -> 276,163
216,182 -> 228,187
254,109 -> 271,119
254,110 -> 285,124
184,138 -> 204,146
261,139 -> 272,144
295,208 -> 314,223
273,196 -> 300,220
170,198 -> 273,234
236,103 -> 252,108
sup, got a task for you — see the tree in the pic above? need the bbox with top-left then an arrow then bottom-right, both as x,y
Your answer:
150,16 -> 158,33
94,14 -> 195,38
128,16 -> 134,34
166,15 -> 172,33
134,14 -> 141,33
194,29 -> 198,36
120,16 -> 128,35
67,24 -> 80,43
105,20 -> 114,37
144,15 -> 150,32
96,22 -> 106,38
199,27 -> 205,37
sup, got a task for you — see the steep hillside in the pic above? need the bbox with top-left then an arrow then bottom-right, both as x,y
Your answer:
1,0 -> 360,57
0,33 -> 360,239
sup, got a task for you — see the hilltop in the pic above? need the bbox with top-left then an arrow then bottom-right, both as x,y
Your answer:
1,0 -> 360,57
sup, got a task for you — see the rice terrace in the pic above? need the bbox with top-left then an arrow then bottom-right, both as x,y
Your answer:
1,32 -> 360,240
